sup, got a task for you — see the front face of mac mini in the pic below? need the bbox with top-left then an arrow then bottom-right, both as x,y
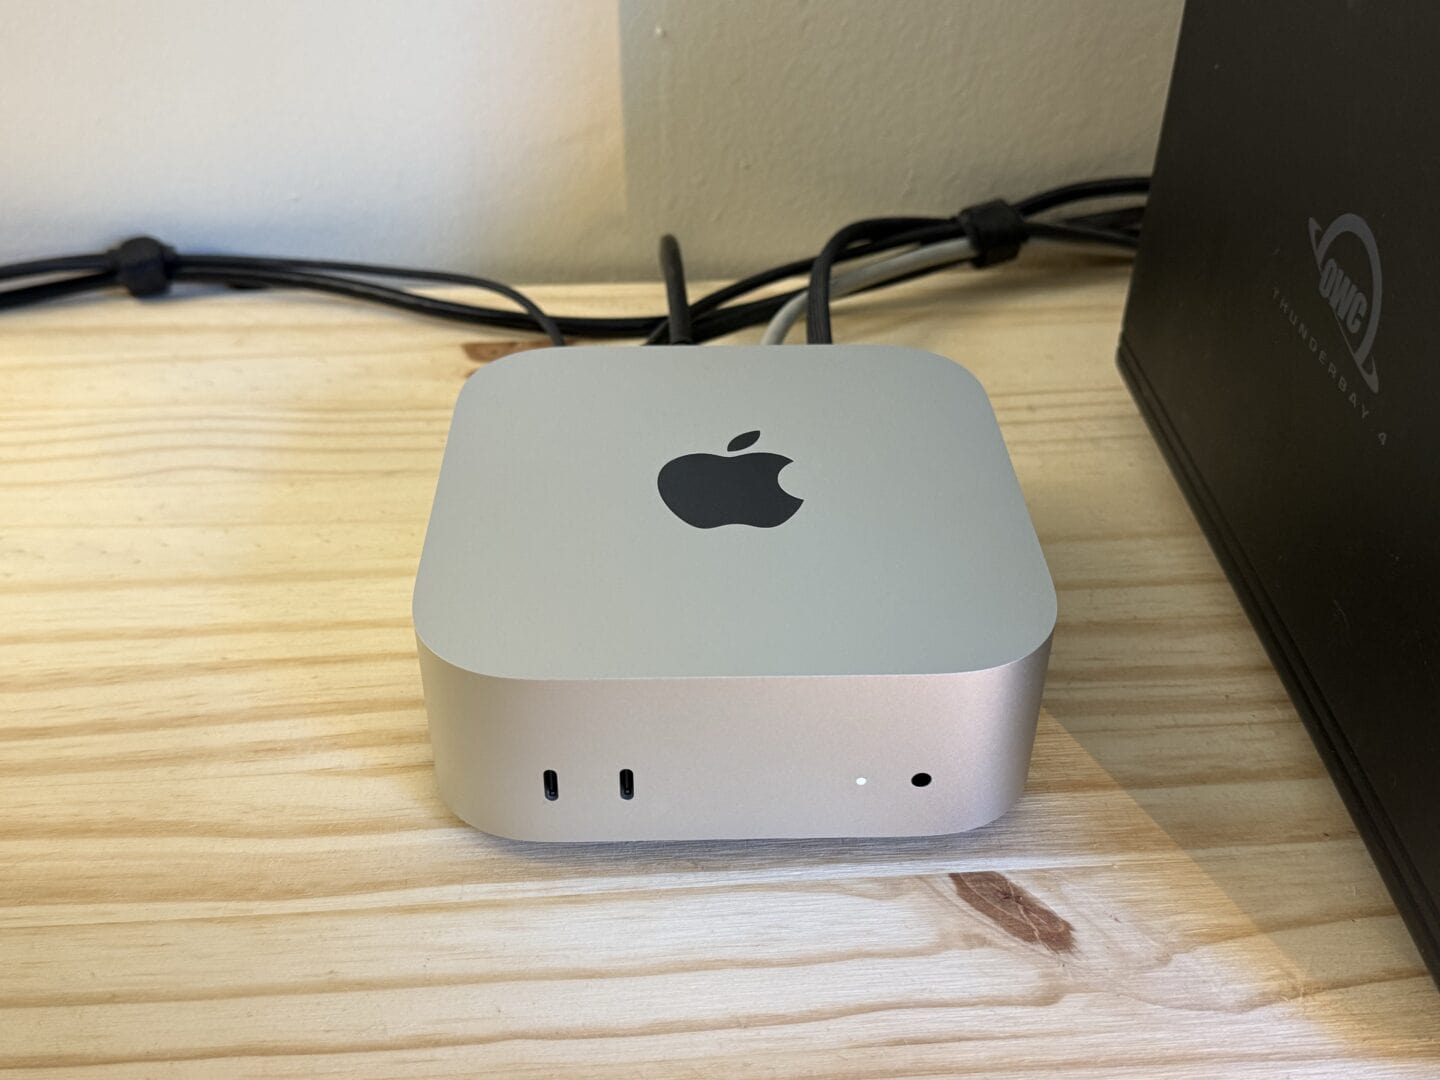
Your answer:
413,345 -> 1055,842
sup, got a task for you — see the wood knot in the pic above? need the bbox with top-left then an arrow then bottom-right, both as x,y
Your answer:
948,871 -> 1075,954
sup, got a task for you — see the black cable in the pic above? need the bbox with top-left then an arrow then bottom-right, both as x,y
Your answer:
1023,220 -> 1140,250
804,216 -> 959,344
0,271 -> 117,311
1055,204 -> 1144,237
0,254 -> 109,283
175,253 -> 566,347
657,235 -> 693,345
167,264 -> 565,341
689,292 -> 799,343
1012,176 -> 1150,216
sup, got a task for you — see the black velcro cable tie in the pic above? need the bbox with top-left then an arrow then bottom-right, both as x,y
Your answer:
110,236 -> 176,298
955,199 -> 1028,268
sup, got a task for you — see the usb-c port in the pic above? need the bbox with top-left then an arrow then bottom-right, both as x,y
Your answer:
543,770 -> 559,801
619,769 -> 634,800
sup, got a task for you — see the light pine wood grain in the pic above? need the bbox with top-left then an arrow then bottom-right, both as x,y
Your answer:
1,260 -> 1437,1078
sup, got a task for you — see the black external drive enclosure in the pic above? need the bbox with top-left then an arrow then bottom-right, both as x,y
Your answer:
1119,1 -> 1440,981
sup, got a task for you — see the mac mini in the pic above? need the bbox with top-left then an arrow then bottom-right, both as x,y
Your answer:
413,345 -> 1055,841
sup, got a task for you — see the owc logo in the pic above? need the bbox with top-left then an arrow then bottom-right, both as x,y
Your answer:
1308,213 -> 1381,393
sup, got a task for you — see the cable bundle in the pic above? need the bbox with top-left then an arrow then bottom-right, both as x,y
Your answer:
0,177 -> 1148,347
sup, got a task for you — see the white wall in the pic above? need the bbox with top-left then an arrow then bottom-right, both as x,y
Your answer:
0,0 -> 1182,282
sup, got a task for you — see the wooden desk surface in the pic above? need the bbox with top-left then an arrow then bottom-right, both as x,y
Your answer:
2,262 -> 1436,1078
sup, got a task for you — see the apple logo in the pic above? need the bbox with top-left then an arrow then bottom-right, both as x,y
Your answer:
657,430 -> 803,529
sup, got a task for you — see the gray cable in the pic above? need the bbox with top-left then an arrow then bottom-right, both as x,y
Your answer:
760,236 -> 977,345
